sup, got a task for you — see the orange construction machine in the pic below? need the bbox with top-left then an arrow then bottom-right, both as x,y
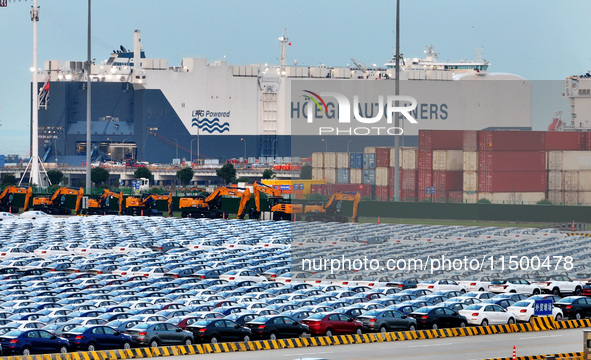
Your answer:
0,186 -> 33,214
179,186 -> 250,219
30,187 -> 84,215
251,182 -> 303,221
124,193 -> 173,217
303,192 -> 360,223
76,189 -> 123,216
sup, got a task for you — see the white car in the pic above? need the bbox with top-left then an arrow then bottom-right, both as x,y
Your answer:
0,247 -> 36,260
112,265 -> 143,276
458,276 -> 494,292
130,266 -> 171,278
417,279 -> 467,293
458,303 -> 516,326
20,211 -> 53,219
74,244 -> 115,256
488,278 -> 541,295
507,300 -> 563,322
0,212 -> 17,221
532,275 -> 583,296
219,269 -> 268,283
34,245 -> 75,258
111,243 -> 154,255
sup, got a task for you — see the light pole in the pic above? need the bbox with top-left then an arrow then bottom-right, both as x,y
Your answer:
190,138 -> 197,166
321,138 -> 328,153
85,0 -> 92,193
272,139 -> 278,157
240,138 -> 247,161
173,138 -> 178,160
346,139 -> 353,153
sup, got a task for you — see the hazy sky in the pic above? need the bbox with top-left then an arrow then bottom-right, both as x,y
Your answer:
0,0 -> 590,155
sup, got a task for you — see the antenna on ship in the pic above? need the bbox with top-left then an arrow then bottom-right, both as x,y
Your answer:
278,30 -> 289,75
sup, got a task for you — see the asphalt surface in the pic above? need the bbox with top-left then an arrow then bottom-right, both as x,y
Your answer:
163,328 -> 584,360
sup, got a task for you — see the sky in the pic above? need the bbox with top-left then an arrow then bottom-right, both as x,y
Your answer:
0,0 -> 590,156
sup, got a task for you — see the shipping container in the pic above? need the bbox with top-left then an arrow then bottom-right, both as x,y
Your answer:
324,152 -> 337,169
336,168 -> 350,184
331,184 -> 373,197
363,169 -> 376,185
463,130 -> 478,151
350,169 -> 363,184
364,147 -> 376,153
310,184 -> 324,194
349,153 -> 363,169
324,168 -> 337,184
548,190 -> 564,205
478,171 -> 547,192
545,132 -> 586,150
312,168 -> 324,180
363,153 -> 376,169
463,171 -> 478,192
564,191 -> 579,205
375,186 -> 390,201
547,151 -> 591,171
479,151 -> 546,172
337,153 -> 350,169
375,167 -> 389,186
419,130 -> 464,150
432,171 -> 463,191
375,148 -> 390,167
432,191 -> 449,203
418,150 -> 433,170
576,192 -> 591,205
312,153 -> 324,168
432,150 -> 463,171
418,170 -> 432,190
388,168 -> 415,190
402,148 -> 418,170
478,131 -> 546,151
587,133 -> 591,150
463,192 -> 478,204
477,192 -> 546,204
548,171 -> 562,191
562,171 -> 591,192
463,151 -> 478,171
448,191 -> 464,203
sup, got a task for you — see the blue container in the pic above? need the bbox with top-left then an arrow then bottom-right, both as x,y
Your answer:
337,169 -> 350,184
349,153 -> 363,169
0,155 -> 4,167
363,169 -> 376,185
363,153 -> 376,169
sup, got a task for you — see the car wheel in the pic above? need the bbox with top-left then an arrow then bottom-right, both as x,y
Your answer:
507,318 -> 515,325
210,336 -> 219,344
87,343 -> 97,352
555,314 -> 563,321
269,332 -> 278,341
149,339 -> 159,348
299,331 -> 310,338
123,342 -> 131,350
481,319 -> 489,327
431,322 -> 439,330
184,338 -> 192,346
408,324 -> 416,331
552,288 -> 560,296
243,335 -> 251,342
510,290 -> 516,293
575,312 -> 582,320
379,325 -> 388,333
22,347 -> 32,356
575,287 -> 582,296
325,329 -> 333,337
533,289 -> 541,295
460,321 -> 467,328
478,288 -> 485,292
59,346 -> 68,354
460,289 -> 466,294
355,327 -> 363,335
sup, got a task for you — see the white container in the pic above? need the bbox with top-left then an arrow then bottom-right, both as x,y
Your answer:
463,192 -> 478,204
336,153 -> 350,169
390,148 -> 417,170
548,171 -> 562,191
433,150 -> 463,171
463,171 -> 478,192
324,168 -> 337,184
576,191 -> 591,205
376,167 -> 389,186
324,153 -> 337,169
548,191 -> 564,205
547,151 -> 591,171
312,153 -> 324,168
564,191 -> 579,205
364,147 -> 376,154
478,192 -> 546,204
463,151 -> 478,171
312,168 -> 324,180
350,169 -> 363,184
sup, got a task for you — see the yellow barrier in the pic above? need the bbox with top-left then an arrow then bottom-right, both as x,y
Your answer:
484,352 -> 583,360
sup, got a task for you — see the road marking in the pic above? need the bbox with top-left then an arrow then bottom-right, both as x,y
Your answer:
405,343 -> 454,348
282,351 -> 334,357
518,334 -> 564,340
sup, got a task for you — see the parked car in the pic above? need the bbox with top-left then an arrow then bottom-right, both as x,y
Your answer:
300,313 -> 363,336
553,296 -> 591,320
532,275 -> 583,296
458,303 -> 516,326
507,300 -> 563,322
356,309 -> 417,332
409,306 -> 467,330
126,322 -> 193,347
488,279 -> 541,295
62,325 -> 132,351
186,319 -> 251,343
244,316 -> 309,340
0,329 -> 70,355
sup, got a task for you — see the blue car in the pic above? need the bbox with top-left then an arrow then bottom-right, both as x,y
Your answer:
62,325 -> 132,351
0,329 -> 70,355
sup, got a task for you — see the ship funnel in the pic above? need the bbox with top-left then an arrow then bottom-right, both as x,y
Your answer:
133,30 -> 142,74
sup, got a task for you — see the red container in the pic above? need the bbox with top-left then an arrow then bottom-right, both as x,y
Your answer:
587,133 -> 591,150
418,170 -> 432,191
477,171 -> 547,192
375,148 -> 390,168
401,189 -> 417,202
432,171 -> 463,191
478,151 -> 546,172
545,132 -> 586,150
419,130 -> 465,150
418,150 -> 433,170
330,184 -> 373,197
310,184 -> 325,194
478,131 -> 546,151
432,191 -> 448,203
401,169 -> 417,190
375,186 -> 390,201
463,130 -> 478,151
448,191 -> 464,203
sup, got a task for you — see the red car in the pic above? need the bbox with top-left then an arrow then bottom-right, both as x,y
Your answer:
301,313 -> 363,337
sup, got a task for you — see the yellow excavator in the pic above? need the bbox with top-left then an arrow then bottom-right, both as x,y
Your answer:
124,193 -> 173,217
30,187 -> 84,215
179,186 -> 250,219
251,182 -> 303,221
303,192 -> 361,223
0,186 -> 33,214
76,189 -> 123,216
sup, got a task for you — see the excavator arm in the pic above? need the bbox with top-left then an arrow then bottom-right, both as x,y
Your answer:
0,186 -> 32,213
305,191 -> 361,223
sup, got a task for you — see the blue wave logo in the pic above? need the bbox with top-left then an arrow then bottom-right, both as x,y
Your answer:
191,118 -> 230,133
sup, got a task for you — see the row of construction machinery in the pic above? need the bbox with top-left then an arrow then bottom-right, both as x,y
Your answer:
0,183 -> 361,222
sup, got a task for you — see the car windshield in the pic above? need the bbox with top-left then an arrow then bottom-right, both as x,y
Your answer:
534,276 -> 550,281
192,320 -> 210,326
131,323 -> 150,329
490,280 -> 507,285
69,326 -> 88,334
250,316 -> 269,323
512,301 -> 532,307
4,330 -> 24,337
305,313 -> 325,320
556,298 -> 577,304
413,307 -> 430,314
361,310 -> 382,317
464,305 -> 483,310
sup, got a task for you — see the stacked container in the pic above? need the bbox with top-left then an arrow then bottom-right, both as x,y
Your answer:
547,150 -> 591,205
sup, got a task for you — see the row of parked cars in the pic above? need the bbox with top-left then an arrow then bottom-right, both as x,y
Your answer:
0,216 -> 587,356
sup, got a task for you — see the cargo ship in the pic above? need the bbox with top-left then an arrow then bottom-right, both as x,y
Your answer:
35,30 -> 532,165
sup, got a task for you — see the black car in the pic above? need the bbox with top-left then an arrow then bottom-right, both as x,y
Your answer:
62,325 -> 132,351
244,316 -> 309,340
187,319 -> 251,343
409,306 -> 467,330
388,278 -> 419,290
554,296 -> 591,320
0,329 -> 70,355
356,309 -> 417,333
223,313 -> 257,326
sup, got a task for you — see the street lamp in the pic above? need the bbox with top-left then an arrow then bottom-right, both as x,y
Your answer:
240,138 -> 247,161
346,139 -> 353,153
190,138 -> 197,166
272,139 -> 278,157
173,138 -> 179,160
321,138 -> 328,153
